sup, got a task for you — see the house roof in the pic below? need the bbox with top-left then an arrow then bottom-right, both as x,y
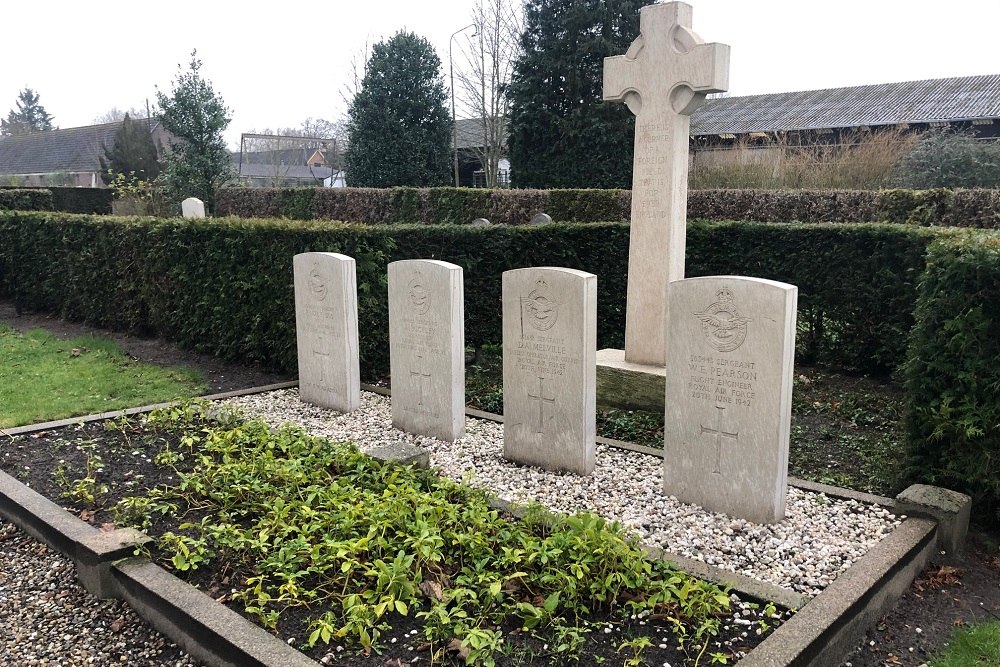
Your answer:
0,119 -> 159,175
690,74 -> 1000,136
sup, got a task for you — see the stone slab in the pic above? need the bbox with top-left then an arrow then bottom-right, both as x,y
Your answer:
293,252 -> 360,412
502,267 -> 597,475
388,259 -> 465,441
367,443 -> 431,469
664,276 -> 797,523
896,483 -> 972,554
595,347 -> 665,413
181,197 -> 205,218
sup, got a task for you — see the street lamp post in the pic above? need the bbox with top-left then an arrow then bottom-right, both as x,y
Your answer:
450,23 -> 476,188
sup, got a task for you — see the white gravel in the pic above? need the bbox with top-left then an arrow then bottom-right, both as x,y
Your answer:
225,388 -> 901,597
0,518 -> 200,667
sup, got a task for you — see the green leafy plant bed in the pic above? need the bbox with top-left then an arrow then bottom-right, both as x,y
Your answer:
0,325 -> 206,428
0,402 -> 787,666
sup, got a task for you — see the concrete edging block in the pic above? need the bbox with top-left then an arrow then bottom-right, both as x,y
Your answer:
739,517 -> 937,667
0,468 -> 148,598
896,483 -> 972,555
112,558 -> 319,667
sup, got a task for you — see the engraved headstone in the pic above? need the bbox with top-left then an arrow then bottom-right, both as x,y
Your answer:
181,197 -> 206,218
663,276 -> 797,523
502,267 -> 597,475
293,252 -> 360,412
388,260 -> 465,441
604,2 -> 729,366
529,213 -> 552,225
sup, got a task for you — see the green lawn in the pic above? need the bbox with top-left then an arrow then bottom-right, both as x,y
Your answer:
0,325 -> 207,428
932,621 -> 1000,666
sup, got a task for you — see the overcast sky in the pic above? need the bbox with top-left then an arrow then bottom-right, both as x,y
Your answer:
1,0 -> 998,149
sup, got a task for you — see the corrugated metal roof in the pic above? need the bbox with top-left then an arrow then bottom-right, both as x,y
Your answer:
690,74 -> 1000,136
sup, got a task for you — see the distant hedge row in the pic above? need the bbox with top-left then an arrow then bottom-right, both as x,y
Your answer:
215,186 -> 1000,228
0,186 -> 112,214
0,188 -> 52,211
2,212 -> 998,524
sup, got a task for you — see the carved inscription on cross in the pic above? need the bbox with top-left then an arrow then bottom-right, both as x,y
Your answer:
313,348 -> 330,385
527,376 -> 556,434
604,2 -> 729,366
410,355 -> 432,406
700,404 -> 739,475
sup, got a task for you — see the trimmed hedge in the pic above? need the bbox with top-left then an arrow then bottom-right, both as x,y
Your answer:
0,188 -> 52,211
0,212 -> 935,378
4,211 -> 1000,523
904,232 -> 1000,523
215,186 -> 1000,228
0,186 -> 112,214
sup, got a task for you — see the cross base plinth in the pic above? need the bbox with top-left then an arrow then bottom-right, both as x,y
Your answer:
595,348 -> 665,414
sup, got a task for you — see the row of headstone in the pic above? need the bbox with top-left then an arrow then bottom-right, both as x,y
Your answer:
293,253 -> 598,472
294,252 -> 796,524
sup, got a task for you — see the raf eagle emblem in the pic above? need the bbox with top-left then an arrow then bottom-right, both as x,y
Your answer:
694,287 -> 751,353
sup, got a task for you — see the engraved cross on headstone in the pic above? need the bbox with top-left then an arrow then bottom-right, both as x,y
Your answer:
700,404 -> 739,474
313,349 -> 330,385
527,376 -> 556,433
604,2 -> 729,366
410,354 -> 432,406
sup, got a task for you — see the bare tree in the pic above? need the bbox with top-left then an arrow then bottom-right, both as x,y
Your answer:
93,103 -> 156,124
454,0 -> 523,187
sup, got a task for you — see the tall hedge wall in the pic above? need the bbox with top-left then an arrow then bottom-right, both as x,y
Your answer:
0,212 -> 935,379
904,232 -> 1000,522
0,186 -> 112,214
0,188 -> 52,211
215,186 -> 1000,228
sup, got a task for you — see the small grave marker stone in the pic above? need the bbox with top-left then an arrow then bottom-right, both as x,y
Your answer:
181,197 -> 206,218
293,252 -> 360,412
388,259 -> 465,442
663,276 -> 797,523
529,213 -> 552,225
502,267 -> 597,475
469,218 -> 492,227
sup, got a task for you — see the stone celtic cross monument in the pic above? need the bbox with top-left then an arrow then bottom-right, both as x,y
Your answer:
603,2 -> 729,367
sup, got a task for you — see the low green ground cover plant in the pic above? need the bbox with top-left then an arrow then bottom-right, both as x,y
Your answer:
930,620 -> 1000,666
106,402 -> 747,665
0,325 -> 206,428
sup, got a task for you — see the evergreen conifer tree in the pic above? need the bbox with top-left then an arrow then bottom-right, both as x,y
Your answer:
507,0 -> 647,188
100,114 -> 162,185
1,88 -> 55,136
155,51 -> 233,213
346,31 -> 452,187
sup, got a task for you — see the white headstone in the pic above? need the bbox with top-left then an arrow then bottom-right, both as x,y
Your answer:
388,260 -> 465,442
502,267 -> 597,475
469,218 -> 492,227
529,213 -> 553,225
293,252 -> 360,412
663,276 -> 797,523
604,2 -> 729,366
181,197 -> 206,218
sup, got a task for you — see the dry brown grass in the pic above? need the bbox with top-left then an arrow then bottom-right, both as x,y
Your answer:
690,128 -> 919,190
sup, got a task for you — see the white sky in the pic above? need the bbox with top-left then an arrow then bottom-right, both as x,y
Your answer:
1,0 -> 998,149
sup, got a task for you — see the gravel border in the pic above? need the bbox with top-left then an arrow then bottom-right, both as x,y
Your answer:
0,517 -> 200,667
226,388 -> 902,597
